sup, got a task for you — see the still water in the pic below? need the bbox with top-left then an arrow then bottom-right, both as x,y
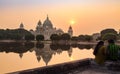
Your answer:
0,42 -> 95,74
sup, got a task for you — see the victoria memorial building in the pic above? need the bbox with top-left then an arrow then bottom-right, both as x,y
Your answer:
20,15 -> 73,40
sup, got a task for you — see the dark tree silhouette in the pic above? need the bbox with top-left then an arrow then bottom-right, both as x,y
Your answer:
102,33 -> 117,41
71,36 -> 78,41
100,28 -> 118,40
36,35 -> 44,41
50,34 -> 60,41
78,35 -> 86,41
60,33 -> 71,40
78,35 -> 93,42
101,28 -> 117,36
0,29 -> 33,40
25,34 -> 35,41
84,35 -> 93,42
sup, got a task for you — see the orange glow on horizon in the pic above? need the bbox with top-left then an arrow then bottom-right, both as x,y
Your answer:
0,1 -> 120,35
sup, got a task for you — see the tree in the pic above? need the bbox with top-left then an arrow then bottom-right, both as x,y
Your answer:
0,29 -> 33,40
101,29 -> 117,36
50,34 -> 60,41
84,35 -> 93,42
78,35 -> 86,41
100,28 -> 118,41
117,31 -> 120,40
9,34 -> 21,40
78,35 -> 93,42
36,35 -> 44,41
60,33 -> 71,40
102,33 -> 117,41
25,34 -> 35,41
71,36 -> 78,41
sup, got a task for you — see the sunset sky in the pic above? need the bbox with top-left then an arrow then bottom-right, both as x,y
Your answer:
0,0 -> 120,35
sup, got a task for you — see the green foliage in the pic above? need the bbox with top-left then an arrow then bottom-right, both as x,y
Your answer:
117,34 -> 120,40
102,33 -> 117,41
0,29 -> 33,40
25,34 -> 35,41
60,33 -> 71,40
50,34 -> 60,41
100,28 -> 119,41
101,28 -> 117,36
36,35 -> 44,41
78,35 -> 85,41
84,35 -> 93,42
71,36 -> 78,41
78,35 -> 93,42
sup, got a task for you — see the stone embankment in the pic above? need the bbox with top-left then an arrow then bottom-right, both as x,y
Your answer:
9,58 -> 91,74
9,58 -> 120,74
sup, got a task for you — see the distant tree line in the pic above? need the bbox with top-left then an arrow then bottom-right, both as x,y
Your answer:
50,28 -> 120,42
0,29 -> 34,40
98,28 -> 119,41
0,28 -> 119,42
50,33 -> 93,42
0,29 -> 93,42
50,33 -> 71,41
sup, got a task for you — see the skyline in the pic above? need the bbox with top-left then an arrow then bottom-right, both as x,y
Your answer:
0,0 -> 120,35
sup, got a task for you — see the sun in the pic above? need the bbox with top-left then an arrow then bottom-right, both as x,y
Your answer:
69,20 -> 75,25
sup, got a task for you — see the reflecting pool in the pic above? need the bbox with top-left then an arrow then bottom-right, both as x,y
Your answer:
0,42 -> 95,74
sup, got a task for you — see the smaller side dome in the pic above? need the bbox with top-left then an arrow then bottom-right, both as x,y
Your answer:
19,22 -> 24,29
56,29 -> 64,35
38,20 -> 42,26
68,26 -> 73,36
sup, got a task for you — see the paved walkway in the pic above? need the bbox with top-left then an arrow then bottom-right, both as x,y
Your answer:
64,61 -> 120,74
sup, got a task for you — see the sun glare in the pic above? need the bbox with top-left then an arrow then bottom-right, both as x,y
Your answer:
70,57 -> 74,61
69,20 -> 75,25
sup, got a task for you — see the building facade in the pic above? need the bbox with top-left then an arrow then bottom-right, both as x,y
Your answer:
29,16 -> 73,40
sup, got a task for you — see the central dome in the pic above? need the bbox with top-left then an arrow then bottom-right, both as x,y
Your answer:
43,16 -> 53,29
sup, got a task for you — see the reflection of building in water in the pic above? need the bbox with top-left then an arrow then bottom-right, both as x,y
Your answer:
56,48 -> 62,55
67,47 -> 73,57
19,53 -> 23,58
29,15 -> 73,40
29,47 -> 34,52
34,45 -> 43,62
34,43 -> 74,65
34,44 -> 55,65
41,44 -> 54,65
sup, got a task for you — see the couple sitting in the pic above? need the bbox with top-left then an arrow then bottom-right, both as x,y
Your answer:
93,39 -> 120,65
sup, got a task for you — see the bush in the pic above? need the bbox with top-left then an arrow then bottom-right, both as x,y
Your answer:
36,35 -> 44,41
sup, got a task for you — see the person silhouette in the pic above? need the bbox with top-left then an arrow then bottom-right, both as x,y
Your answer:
93,41 -> 106,65
106,39 -> 120,61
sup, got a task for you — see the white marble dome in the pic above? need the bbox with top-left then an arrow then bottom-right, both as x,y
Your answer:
43,16 -> 53,29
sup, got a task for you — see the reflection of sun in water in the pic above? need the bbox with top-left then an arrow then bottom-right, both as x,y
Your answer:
69,20 -> 75,25
70,57 -> 74,61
